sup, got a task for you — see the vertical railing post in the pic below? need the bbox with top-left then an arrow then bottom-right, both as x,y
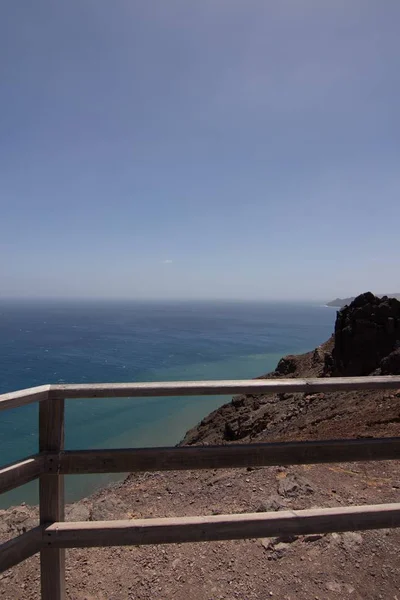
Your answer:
39,396 -> 65,600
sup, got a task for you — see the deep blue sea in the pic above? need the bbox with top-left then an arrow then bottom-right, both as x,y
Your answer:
0,300 -> 336,508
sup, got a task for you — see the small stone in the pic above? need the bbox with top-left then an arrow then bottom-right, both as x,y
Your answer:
343,584 -> 355,594
326,581 -> 342,592
274,542 -> 291,554
261,538 -> 273,550
261,537 -> 293,559
172,558 -> 180,569
256,495 -> 284,512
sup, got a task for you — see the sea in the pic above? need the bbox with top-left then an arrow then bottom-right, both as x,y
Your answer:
0,299 -> 336,509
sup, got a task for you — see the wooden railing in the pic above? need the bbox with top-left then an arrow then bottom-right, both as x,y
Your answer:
1,376 -> 400,599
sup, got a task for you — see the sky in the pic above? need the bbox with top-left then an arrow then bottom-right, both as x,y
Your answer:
1,1 -> 399,301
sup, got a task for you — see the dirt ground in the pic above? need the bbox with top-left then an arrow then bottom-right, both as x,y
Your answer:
1,457 -> 400,600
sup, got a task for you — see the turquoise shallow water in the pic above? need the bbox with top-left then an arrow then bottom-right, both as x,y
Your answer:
0,300 -> 336,507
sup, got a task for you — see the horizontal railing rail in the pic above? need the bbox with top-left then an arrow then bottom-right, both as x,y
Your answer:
0,384 -> 50,411
1,376 -> 400,600
2,375 -> 400,411
0,526 -> 43,572
0,455 -> 45,495
43,503 -> 400,548
44,437 -> 400,474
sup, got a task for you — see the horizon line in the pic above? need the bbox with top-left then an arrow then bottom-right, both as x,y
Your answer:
0,295 -> 338,304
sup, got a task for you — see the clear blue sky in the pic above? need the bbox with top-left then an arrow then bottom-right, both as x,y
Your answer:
1,1 -> 399,301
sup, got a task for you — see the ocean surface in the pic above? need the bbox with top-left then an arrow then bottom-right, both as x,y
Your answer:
0,300 -> 336,508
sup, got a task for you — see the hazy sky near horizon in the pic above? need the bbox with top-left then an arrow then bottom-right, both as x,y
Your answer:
1,1 -> 399,301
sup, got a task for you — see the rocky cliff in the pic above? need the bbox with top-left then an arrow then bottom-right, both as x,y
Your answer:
182,292 -> 400,446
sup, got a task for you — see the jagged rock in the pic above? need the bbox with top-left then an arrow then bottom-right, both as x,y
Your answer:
275,356 -> 297,375
277,475 -> 314,498
224,421 -> 239,441
312,346 -> 323,363
323,351 -> 334,375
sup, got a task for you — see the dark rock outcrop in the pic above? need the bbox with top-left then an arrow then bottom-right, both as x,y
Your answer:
332,292 -> 400,375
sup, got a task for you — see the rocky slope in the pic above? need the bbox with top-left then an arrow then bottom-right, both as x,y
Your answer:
1,292 -> 400,599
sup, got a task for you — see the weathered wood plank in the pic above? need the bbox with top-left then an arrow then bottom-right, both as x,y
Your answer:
0,385 -> 50,412
44,503 -> 400,548
39,398 -> 65,600
1,376 -> 399,407
49,376 -> 400,399
0,527 -> 43,573
0,455 -> 44,495
52,437 -> 400,475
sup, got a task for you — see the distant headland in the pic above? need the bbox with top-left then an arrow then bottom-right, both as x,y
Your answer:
327,293 -> 400,308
